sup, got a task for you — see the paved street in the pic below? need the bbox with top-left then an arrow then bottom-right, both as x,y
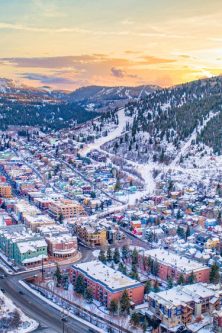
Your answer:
0,246 -> 101,333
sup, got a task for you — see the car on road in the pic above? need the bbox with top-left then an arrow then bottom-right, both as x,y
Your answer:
19,290 -> 25,295
61,317 -> 68,322
0,273 -> 6,279
0,288 -> 6,293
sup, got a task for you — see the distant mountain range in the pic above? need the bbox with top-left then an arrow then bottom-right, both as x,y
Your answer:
0,78 -> 160,130
68,85 -> 160,111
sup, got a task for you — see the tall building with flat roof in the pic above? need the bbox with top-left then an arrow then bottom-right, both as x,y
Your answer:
72,260 -> 144,307
49,199 -> 85,219
142,248 -> 210,283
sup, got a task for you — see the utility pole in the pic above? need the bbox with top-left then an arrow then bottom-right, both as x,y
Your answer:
41,254 -> 44,281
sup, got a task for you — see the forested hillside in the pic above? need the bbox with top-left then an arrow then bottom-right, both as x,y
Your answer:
104,76 -> 222,163
0,98 -> 98,131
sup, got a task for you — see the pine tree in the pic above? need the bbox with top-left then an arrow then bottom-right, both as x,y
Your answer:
130,264 -> 139,280
118,262 -> 127,275
132,248 -> 138,265
146,256 -> 153,272
109,299 -> 118,315
120,290 -> 131,314
98,249 -> 106,263
142,318 -> 149,333
54,264 -> 62,286
186,225 -> 191,240
122,245 -> 129,260
153,280 -> 159,293
75,275 -> 85,295
144,280 -> 151,294
167,277 -> 173,289
58,213 -> 63,224
210,263 -> 220,284
106,247 -> 113,262
114,177 -> 121,192
113,248 -> 120,264
177,226 -> 185,239
152,260 -> 159,277
84,287 -> 93,303
187,271 -> 196,284
177,273 -> 185,285
130,312 -> 141,327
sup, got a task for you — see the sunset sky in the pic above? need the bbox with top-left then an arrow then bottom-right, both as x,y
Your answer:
0,0 -> 222,90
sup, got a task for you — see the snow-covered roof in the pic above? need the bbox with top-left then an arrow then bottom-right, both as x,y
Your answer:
145,248 -> 208,274
73,260 -> 142,292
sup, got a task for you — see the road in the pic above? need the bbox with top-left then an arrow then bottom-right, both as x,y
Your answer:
0,246 -> 100,333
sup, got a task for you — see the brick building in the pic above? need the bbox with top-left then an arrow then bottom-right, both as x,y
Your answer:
141,248 -> 210,283
46,234 -> 78,259
0,182 -> 12,198
72,260 -> 144,308
49,199 -> 85,220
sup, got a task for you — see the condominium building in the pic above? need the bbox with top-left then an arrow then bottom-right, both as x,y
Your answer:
49,199 -> 85,220
0,225 -> 48,267
72,260 -> 144,307
0,182 -> 12,198
74,221 -> 107,247
148,283 -> 222,332
142,249 -> 210,283
46,234 -> 78,259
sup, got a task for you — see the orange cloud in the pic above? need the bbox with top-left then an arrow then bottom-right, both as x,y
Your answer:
141,56 -> 177,65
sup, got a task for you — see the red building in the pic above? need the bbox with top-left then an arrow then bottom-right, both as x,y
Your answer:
140,249 -> 210,283
0,176 -> 6,183
46,234 -> 78,259
72,260 -> 144,307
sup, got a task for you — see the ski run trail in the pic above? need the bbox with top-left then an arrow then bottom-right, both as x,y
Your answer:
80,108 -> 156,205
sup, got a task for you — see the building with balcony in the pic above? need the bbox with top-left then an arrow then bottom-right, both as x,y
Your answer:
142,249 -> 210,283
0,182 -> 12,198
46,234 -> 78,259
72,260 -> 144,307
49,199 -> 85,220
148,283 -> 222,332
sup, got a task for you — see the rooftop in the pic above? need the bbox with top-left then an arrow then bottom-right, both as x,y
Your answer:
145,248 -> 208,273
73,260 -> 142,292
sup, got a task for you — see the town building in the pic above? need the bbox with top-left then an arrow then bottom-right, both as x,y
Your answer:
72,260 -> 144,307
46,234 -> 78,259
74,220 -> 107,247
148,283 -> 222,332
0,182 -> 12,198
49,199 -> 85,220
142,249 -> 210,283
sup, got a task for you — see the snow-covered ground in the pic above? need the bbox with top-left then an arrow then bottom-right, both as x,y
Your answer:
80,108 -> 132,156
0,290 -> 38,333
171,111 -> 220,167
79,108 -> 156,205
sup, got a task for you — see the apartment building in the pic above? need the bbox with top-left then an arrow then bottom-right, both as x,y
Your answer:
49,199 -> 85,220
0,182 -> 12,198
148,283 -> 222,332
142,249 -> 210,283
72,260 -> 144,307
74,221 -> 107,247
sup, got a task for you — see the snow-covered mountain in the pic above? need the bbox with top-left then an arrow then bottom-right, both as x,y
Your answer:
0,78 -> 67,103
104,76 -> 222,164
68,85 -> 160,112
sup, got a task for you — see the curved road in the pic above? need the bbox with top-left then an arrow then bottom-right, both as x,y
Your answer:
0,246 -> 100,333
